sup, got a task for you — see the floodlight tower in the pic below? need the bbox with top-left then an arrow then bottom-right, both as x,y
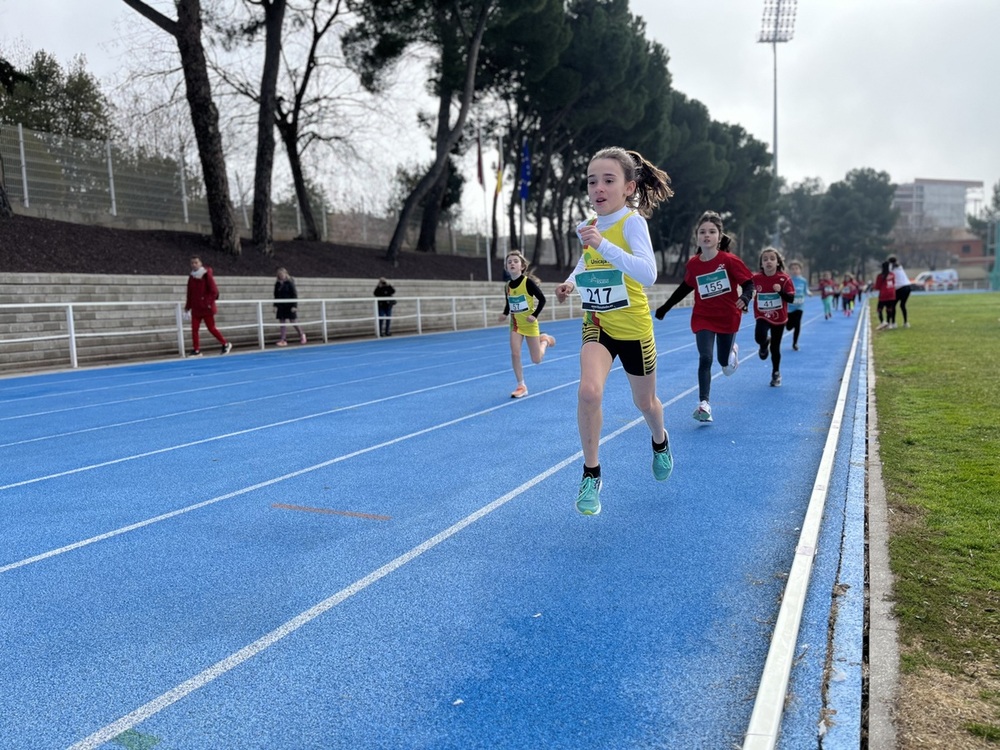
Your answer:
758,0 -> 797,247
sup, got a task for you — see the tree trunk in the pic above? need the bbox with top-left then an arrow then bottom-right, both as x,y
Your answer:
508,190 -> 520,250
384,1 -> 491,264
417,165 -> 449,253
251,0 -> 287,256
278,120 -> 319,241
122,0 -> 241,255
529,137 -> 555,267
0,153 -> 13,219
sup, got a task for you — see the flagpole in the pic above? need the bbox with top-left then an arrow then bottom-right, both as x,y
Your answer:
519,137 -> 530,251
494,134 -> 505,262
475,127 -> 491,282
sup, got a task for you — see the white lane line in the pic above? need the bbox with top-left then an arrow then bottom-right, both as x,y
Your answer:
0,352 -> 510,446
0,347 -> 391,404
741,305 -> 867,750
66,390 -> 666,750
0,379 -> 579,574
0,363 -> 554,491
0,349 -> 499,421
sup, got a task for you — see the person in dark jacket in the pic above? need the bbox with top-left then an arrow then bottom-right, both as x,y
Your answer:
274,267 -> 306,346
184,255 -> 231,357
374,277 -> 396,336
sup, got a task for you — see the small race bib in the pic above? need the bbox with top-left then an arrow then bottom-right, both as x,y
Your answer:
695,269 -> 732,299
793,295 -> 804,305
576,269 -> 630,312
508,293 -> 530,313
757,292 -> 782,311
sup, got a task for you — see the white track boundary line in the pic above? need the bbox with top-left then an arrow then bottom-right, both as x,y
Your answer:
65,382 -> 686,749
0,351 -> 523,446
0,365 -> 550,490
742,305 -> 867,749
0,378 -> 584,573
0,348 -> 503,421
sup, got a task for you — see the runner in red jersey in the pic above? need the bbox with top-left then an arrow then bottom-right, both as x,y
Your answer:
655,210 -> 754,423
752,247 -> 796,387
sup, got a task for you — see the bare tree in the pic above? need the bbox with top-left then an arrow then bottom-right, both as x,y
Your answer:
215,0 -> 369,243
120,0 -> 241,255
245,0 -> 286,255
346,0 -> 496,264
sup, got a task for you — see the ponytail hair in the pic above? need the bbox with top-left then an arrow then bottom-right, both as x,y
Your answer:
590,147 -> 673,218
505,250 -> 539,283
695,210 -> 736,254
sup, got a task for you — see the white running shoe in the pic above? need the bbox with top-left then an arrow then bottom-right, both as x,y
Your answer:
692,400 -> 713,423
722,343 -> 739,376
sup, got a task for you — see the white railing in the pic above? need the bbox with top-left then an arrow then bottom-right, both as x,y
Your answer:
0,288 -> 683,372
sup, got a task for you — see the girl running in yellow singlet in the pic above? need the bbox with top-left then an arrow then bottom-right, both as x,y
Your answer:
499,250 -> 556,399
554,147 -> 675,516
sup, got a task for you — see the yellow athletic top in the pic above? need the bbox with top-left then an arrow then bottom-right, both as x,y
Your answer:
506,275 -> 541,337
577,212 -> 653,340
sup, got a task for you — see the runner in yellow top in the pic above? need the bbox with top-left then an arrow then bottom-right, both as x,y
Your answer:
555,147 -> 675,516
498,250 -> 556,399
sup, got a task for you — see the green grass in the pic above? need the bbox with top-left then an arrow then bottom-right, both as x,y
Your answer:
872,293 -> 1000,737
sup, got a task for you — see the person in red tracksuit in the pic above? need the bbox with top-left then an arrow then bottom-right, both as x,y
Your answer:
185,255 -> 232,357
752,247 -> 796,388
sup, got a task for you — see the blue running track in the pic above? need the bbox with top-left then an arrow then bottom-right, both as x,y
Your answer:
0,295 -> 868,749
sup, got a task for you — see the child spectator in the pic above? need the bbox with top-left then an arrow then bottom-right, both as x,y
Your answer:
273,267 -> 306,346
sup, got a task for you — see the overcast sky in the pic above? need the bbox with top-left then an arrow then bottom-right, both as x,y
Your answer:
632,0 -> 997,210
2,0 -> 997,213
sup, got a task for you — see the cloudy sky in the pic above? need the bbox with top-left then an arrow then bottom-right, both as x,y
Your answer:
632,0 -> 998,209
2,0 -> 997,212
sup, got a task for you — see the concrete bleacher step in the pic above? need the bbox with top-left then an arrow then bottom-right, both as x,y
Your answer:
1,272 -> 680,374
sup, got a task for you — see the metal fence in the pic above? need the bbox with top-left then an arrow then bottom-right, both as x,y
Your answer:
0,291 -> 597,372
0,122 -> 551,259
0,122 -> 215,227
0,284 -> 686,373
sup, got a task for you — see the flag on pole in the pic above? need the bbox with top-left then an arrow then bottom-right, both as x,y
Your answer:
519,138 -> 531,201
476,132 -> 484,187
495,136 -> 504,195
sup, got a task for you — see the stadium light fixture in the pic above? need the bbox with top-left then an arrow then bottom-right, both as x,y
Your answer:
758,0 -> 797,247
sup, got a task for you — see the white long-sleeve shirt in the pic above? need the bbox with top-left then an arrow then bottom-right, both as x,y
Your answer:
564,206 -> 657,288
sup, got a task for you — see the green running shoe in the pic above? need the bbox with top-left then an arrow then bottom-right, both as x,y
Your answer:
652,442 -> 674,481
575,476 -> 602,515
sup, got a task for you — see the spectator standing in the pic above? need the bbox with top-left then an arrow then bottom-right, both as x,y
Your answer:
273,267 -> 306,346
887,254 -> 913,327
874,261 -> 897,330
374,277 -> 396,337
185,255 -> 231,357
